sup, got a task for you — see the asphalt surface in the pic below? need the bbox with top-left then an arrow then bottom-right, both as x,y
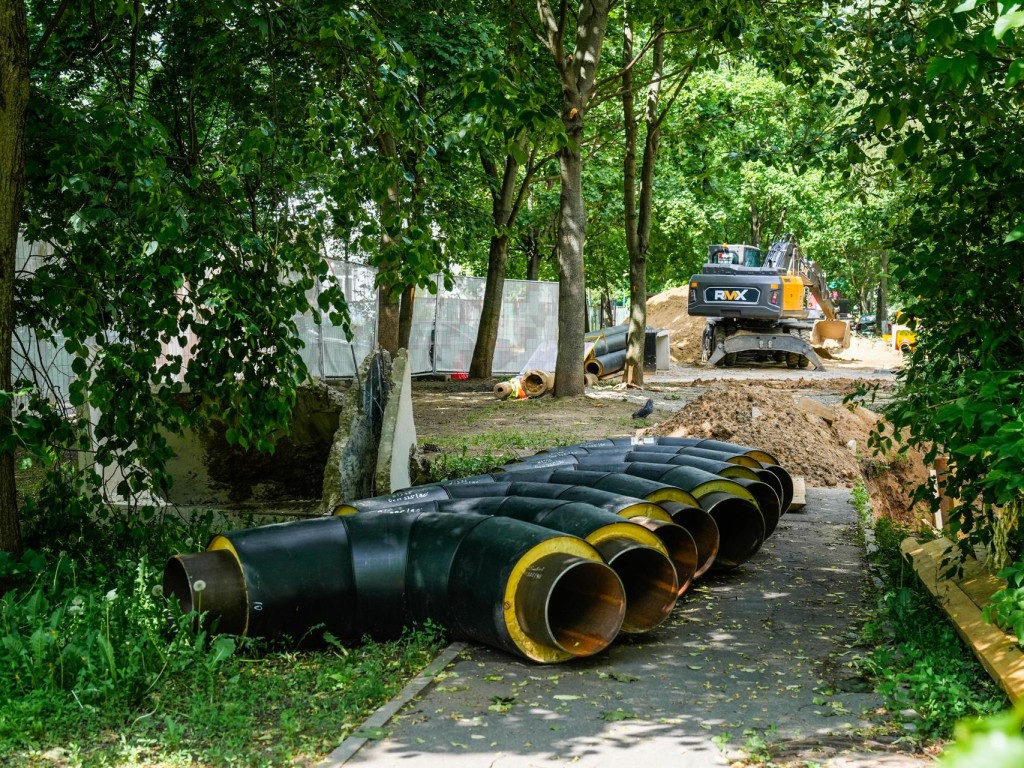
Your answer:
330,488 -> 931,768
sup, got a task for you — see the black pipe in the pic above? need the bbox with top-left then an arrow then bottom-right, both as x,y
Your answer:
501,460 -> 766,569
546,438 -> 794,514
338,496 -> 678,634
585,349 -> 627,377
658,503 -> 719,577
164,512 -> 627,663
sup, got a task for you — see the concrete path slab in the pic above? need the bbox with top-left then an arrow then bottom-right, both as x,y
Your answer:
338,488 -> 929,767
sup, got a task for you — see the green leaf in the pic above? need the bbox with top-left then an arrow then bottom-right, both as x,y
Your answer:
874,105 -> 891,134
954,0 -> 978,11
1004,222 -> 1024,243
1006,59 -> 1024,88
994,10 -> 1024,40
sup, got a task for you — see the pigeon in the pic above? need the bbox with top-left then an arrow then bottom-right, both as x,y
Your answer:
631,398 -> 654,420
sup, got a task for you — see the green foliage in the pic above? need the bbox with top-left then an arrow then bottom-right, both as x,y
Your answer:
983,553 -> 1024,644
940,706 -> 1024,768
842,0 -> 1024,558
0,522 -> 446,766
854,517 -> 1006,738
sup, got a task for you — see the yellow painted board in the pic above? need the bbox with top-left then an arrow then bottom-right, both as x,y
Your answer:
902,537 -> 1024,703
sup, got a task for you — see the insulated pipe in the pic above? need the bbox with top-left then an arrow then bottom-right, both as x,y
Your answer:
338,481 -> 672,523
501,460 -> 766,569
658,503 -> 719,577
445,468 -> 704,509
521,370 -> 554,398
551,439 -> 794,514
585,349 -> 627,377
439,468 -> 716,571
444,485 -> 695,597
338,496 -> 678,634
629,516 -> 698,594
585,327 -> 629,357
164,513 -> 626,663
697,492 -> 766,570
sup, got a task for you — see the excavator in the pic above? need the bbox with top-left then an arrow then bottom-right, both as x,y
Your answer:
687,235 -> 850,370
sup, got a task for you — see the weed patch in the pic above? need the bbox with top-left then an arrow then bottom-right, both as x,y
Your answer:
851,487 -> 1007,739
0,503 -> 446,767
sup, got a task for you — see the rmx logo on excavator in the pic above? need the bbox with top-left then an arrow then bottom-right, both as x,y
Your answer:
706,287 -> 760,302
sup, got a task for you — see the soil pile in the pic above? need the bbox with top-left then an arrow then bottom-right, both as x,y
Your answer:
646,287 -> 706,365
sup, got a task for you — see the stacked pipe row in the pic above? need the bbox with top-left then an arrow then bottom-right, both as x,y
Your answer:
584,326 -> 629,377
164,437 -> 792,664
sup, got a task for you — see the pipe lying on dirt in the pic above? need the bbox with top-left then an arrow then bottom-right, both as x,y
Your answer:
337,496 -> 679,633
164,513 -> 626,663
585,349 -> 628,378
585,326 -> 629,358
521,370 -> 555,398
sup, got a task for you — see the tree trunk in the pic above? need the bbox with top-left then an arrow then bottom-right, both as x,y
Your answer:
377,286 -> 400,354
524,228 -> 541,280
554,132 -> 587,396
471,142 -> 531,379
536,0 -> 610,398
877,250 -> 889,335
622,17 -> 665,387
750,198 -> 761,245
0,0 -> 29,556
470,233 -> 510,378
397,284 -> 414,350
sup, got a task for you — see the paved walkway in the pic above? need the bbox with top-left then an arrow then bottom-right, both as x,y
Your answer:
331,489 -> 930,767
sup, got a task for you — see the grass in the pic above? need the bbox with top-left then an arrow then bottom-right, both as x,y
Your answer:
0,494 -> 446,768
849,482 -> 1008,739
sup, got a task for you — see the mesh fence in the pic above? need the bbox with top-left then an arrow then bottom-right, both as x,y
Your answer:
295,259 -> 378,379
12,238 -> 74,414
12,235 -> 558,390
412,275 -> 559,376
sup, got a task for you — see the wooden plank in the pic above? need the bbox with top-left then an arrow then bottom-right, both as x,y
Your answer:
902,537 -> 1024,703
789,476 -> 807,511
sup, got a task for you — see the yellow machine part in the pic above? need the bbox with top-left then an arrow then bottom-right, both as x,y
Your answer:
812,319 -> 851,349
781,275 -> 805,313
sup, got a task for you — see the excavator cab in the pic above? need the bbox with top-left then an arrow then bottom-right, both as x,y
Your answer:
707,244 -> 762,268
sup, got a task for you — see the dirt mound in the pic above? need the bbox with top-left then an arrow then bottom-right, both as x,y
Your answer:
646,384 -> 861,486
644,383 -> 932,523
646,287 -> 706,365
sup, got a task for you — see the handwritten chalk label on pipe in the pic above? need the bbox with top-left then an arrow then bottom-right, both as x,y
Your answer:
253,602 -> 264,612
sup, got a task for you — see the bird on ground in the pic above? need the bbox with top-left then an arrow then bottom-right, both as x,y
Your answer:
631,398 -> 654,420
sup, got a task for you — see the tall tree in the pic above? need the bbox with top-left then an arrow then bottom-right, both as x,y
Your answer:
535,0 -> 611,397
0,0 -> 29,555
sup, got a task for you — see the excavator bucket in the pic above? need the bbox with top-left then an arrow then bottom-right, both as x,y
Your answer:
811,319 -> 851,350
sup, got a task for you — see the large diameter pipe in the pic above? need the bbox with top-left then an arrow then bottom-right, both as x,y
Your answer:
338,480 -> 672,523
502,459 -> 761,568
585,349 -> 627,377
164,513 -> 627,663
443,468 -> 704,510
585,326 -> 629,357
436,468 -> 714,567
548,439 -> 794,514
658,503 -> 719,577
697,492 -> 766,570
507,461 -> 765,569
341,496 -> 679,635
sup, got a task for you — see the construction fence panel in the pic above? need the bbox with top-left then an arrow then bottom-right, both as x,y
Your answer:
408,276 -> 441,375
12,238 -> 73,414
296,259 -> 378,379
429,276 -> 559,376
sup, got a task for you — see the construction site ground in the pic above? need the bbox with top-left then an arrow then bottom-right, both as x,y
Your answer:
322,337 -> 939,766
